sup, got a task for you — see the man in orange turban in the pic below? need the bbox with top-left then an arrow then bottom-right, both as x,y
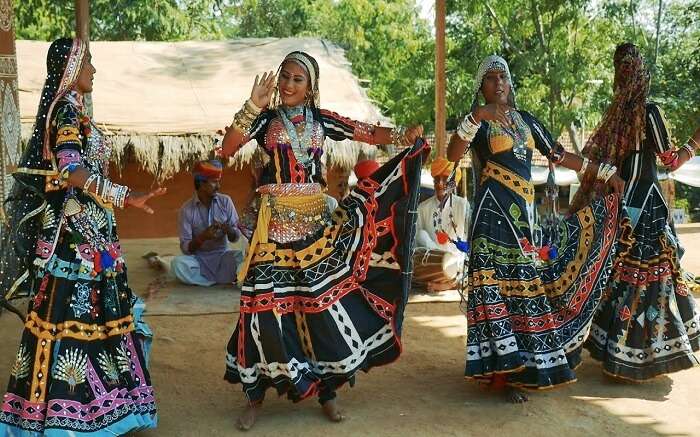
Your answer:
168,160 -> 244,286
413,157 -> 470,292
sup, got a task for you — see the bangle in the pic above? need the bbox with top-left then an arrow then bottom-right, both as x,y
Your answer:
83,174 -> 98,191
596,162 -> 617,183
689,137 -> 699,150
682,143 -> 696,158
550,143 -> 566,165
456,113 -> 479,142
233,99 -> 262,133
391,126 -> 406,147
108,183 -> 130,208
577,157 -> 590,179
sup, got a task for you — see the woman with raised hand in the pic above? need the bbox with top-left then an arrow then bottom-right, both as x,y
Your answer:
220,51 -> 427,429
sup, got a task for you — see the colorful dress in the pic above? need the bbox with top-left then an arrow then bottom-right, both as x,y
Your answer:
0,93 -> 157,435
463,111 -> 620,388
225,105 -> 426,402
585,103 -> 700,380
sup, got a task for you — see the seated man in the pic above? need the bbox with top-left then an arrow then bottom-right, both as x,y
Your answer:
413,157 -> 470,292
171,160 -> 244,286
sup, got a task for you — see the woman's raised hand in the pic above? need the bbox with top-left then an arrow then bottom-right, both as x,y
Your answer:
250,71 -> 276,108
474,103 -> 511,126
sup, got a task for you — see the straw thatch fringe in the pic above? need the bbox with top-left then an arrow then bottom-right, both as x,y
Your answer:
20,128 -> 380,182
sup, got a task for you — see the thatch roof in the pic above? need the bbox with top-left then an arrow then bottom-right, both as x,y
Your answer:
17,38 -> 390,180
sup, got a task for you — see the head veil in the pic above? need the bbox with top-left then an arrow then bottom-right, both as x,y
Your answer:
464,55 -> 517,207
270,51 -> 320,108
569,43 -> 649,212
0,37 -> 87,313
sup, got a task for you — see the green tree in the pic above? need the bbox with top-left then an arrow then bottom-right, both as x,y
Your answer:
225,0 -> 322,38
223,0 -> 434,126
315,0 -> 434,126
445,0 -> 698,151
14,0 -> 224,41
445,0 -> 632,151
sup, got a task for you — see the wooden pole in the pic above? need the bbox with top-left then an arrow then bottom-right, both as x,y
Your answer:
653,0 -> 663,72
435,0 -> 446,157
0,0 -> 20,220
75,0 -> 92,116
76,0 -> 90,42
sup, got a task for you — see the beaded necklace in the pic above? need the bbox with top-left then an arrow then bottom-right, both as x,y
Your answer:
278,105 -> 314,164
490,111 -> 530,161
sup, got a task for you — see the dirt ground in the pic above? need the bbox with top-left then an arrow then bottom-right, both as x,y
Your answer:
1,230 -> 700,436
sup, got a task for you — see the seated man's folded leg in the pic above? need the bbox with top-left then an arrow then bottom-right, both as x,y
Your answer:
171,255 -> 216,286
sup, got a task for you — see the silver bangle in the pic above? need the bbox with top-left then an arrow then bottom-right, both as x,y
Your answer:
83,174 -> 97,191
596,162 -> 617,182
577,157 -> 590,179
456,113 -> 479,142
682,143 -> 696,158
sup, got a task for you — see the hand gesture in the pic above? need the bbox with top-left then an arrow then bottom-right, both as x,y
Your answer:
199,224 -> 223,242
250,71 -> 276,108
474,103 -> 512,126
402,124 -> 424,146
125,187 -> 167,214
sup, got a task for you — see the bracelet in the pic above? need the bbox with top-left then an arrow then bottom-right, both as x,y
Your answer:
107,183 -> 126,208
596,162 -> 617,183
577,157 -> 590,179
233,99 -> 262,133
111,184 -> 130,209
682,142 -> 696,158
391,126 -> 406,147
550,143 -> 566,165
456,113 -> 479,142
689,137 -> 699,150
83,173 -> 98,191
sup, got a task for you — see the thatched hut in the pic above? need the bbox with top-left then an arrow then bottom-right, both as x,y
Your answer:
16,38 -> 389,237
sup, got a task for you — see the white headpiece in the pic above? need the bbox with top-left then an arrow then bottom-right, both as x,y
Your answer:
472,55 -> 516,108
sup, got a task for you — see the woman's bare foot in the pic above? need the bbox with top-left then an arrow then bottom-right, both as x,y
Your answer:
505,387 -> 529,404
321,399 -> 344,422
236,402 -> 261,431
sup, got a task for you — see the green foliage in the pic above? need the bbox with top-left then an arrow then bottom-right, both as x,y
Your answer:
444,0 -> 698,151
314,0 -> 434,126
14,0 -> 225,41
12,0 -> 699,141
223,0 -> 434,126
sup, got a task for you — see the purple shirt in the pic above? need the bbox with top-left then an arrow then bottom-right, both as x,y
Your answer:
178,193 -> 241,283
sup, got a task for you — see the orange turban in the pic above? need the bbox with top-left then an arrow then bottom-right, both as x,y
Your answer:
354,160 -> 380,179
430,157 -> 461,184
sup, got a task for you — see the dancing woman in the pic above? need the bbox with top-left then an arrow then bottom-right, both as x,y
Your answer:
220,51 -> 426,429
446,55 -> 622,402
574,43 -> 700,381
0,38 -> 163,435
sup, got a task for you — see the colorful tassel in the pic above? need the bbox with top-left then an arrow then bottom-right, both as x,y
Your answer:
455,239 -> 470,253
436,231 -> 449,245
93,250 -> 102,273
100,250 -> 115,270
